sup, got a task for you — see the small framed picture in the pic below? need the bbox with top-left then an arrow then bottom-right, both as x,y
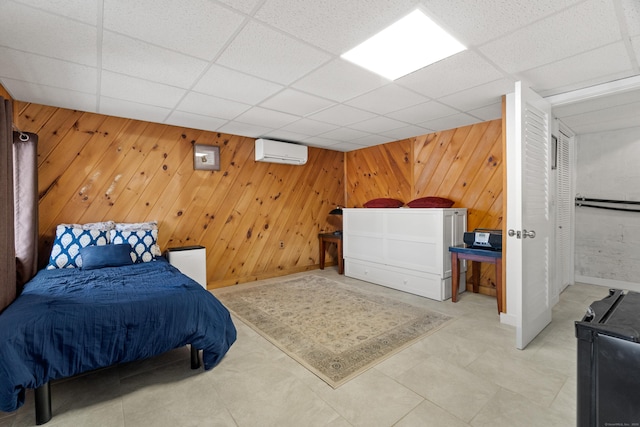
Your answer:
193,144 -> 220,171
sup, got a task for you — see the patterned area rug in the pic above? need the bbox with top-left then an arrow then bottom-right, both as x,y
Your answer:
215,275 -> 453,388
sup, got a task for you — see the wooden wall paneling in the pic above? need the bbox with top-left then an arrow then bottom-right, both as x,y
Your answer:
0,83 -> 11,100
415,126 -> 472,198
77,120 -> 153,223
430,124 -> 494,197
345,140 -> 411,207
31,108 -> 86,168
121,126 -> 196,223
38,116 -> 129,233
413,131 -> 457,197
15,102 -> 57,136
37,112 -> 110,203
107,124 -> 186,222
21,102 -> 345,288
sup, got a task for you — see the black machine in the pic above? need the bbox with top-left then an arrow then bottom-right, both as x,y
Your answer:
463,228 -> 502,250
575,289 -> 640,427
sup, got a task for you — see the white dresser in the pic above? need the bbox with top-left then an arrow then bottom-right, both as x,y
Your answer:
343,208 -> 467,301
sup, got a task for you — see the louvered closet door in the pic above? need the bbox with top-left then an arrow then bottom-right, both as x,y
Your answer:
555,129 -> 573,293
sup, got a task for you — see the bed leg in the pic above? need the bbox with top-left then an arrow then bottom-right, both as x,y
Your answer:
35,382 -> 52,425
190,344 -> 201,369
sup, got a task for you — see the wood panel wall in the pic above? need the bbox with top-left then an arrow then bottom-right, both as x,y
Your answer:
14,102 -> 345,289
346,119 -> 503,297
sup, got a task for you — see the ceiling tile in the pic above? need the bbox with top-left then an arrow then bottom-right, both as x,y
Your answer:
437,79 -> 515,111
422,0 -> 583,46
302,135 -> 341,146
13,0 -> 98,24
479,0 -> 621,74
234,106 -> 300,128
177,91 -> 250,120
102,32 -> 208,88
101,71 -> 186,108
346,84 -> 428,115
216,0 -> 263,14
259,89 -> 335,116
262,129 -> 311,143
351,134 -> 393,146
279,118 -> 339,136
292,59 -> 388,102
419,113 -> 480,131
193,65 -> 283,105
622,0 -> 640,36
348,116 -> 408,133
216,21 -> 331,85
396,50 -> 503,99
103,0 -> 245,61
521,43 -> 633,96
0,47 -> 96,94
253,0 -> 418,54
99,97 -> 171,123
467,102 -> 503,121
1,78 -> 97,111
164,111 -> 228,132
553,87 -> 640,118
308,104 -> 377,126
319,127 -> 369,141
0,2 -> 97,66
387,101 -> 458,123
217,121 -> 275,138
379,125 -> 433,140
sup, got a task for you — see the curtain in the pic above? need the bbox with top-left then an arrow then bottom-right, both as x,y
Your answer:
0,96 -> 16,313
14,131 -> 38,290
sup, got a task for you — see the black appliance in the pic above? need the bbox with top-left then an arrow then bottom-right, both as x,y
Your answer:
575,289 -> 640,427
462,228 -> 502,250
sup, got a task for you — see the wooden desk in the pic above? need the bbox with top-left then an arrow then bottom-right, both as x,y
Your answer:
449,245 -> 502,313
318,233 -> 343,274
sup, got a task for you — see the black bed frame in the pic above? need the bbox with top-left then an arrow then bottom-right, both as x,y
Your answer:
34,344 -> 201,425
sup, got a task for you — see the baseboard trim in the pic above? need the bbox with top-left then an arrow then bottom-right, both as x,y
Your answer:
575,275 -> 640,293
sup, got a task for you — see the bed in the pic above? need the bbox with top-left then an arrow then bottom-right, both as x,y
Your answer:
0,222 -> 236,424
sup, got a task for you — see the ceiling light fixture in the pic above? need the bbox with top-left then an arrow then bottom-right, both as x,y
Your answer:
341,9 -> 466,81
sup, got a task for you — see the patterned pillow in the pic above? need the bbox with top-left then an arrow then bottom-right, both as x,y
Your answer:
47,221 -> 115,269
111,221 -> 161,263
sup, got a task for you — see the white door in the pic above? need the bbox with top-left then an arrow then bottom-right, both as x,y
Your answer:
505,81 -> 553,350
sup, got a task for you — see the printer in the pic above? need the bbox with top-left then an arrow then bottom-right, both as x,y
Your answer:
463,228 -> 502,251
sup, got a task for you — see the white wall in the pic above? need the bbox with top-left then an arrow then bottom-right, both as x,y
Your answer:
575,126 -> 640,290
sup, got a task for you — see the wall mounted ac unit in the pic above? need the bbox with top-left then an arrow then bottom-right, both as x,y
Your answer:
255,139 -> 308,165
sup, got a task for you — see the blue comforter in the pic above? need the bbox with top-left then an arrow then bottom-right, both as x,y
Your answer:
0,258 -> 236,412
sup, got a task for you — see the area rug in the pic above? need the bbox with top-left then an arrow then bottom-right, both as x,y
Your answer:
215,275 -> 453,388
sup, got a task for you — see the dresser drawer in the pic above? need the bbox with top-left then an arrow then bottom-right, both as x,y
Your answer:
345,259 -> 457,301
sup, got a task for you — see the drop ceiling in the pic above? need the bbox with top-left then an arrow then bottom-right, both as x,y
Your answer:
1,0 -> 639,151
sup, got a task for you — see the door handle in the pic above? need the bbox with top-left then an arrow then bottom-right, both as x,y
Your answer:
508,229 -> 535,239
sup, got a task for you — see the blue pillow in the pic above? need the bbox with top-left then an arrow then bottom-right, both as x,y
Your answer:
47,223 -> 112,269
80,244 -> 134,270
110,228 -> 160,263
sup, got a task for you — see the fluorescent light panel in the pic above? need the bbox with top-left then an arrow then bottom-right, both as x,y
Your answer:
341,9 -> 466,81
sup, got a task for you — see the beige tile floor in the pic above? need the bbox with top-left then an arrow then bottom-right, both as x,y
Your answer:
0,269 -> 609,427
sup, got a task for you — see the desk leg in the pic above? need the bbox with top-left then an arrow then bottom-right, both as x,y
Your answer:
319,239 -> 326,270
471,261 -> 480,293
496,257 -> 503,313
337,241 -> 344,274
451,252 -> 459,302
